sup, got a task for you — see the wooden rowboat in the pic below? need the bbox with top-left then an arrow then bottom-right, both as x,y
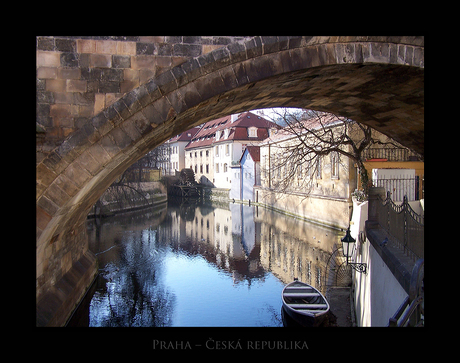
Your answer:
281,280 -> 330,327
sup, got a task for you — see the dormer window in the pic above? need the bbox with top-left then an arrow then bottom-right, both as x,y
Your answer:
248,127 -> 257,137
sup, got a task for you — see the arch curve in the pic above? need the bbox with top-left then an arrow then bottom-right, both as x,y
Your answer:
36,36 -> 423,324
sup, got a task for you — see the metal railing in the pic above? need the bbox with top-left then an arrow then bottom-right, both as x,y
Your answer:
372,175 -> 424,201
376,192 -> 424,261
363,147 -> 420,161
388,259 -> 424,327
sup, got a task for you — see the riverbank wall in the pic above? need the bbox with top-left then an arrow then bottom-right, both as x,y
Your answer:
87,181 -> 167,218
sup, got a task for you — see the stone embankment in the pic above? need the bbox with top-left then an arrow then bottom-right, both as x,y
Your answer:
88,181 -> 167,217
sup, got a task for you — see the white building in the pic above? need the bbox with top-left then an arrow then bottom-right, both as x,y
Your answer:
163,126 -> 200,175
185,111 -> 276,188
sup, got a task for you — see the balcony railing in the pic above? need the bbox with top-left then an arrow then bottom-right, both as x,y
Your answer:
363,147 -> 420,161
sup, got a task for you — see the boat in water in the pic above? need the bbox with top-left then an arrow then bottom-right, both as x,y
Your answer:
281,280 -> 330,327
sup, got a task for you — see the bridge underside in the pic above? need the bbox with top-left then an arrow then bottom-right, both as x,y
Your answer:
36,36 -> 423,326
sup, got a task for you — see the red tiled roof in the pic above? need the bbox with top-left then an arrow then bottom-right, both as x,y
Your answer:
185,111 -> 276,150
244,146 -> 260,162
167,126 -> 200,142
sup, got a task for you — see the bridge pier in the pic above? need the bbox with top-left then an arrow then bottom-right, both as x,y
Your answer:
36,222 -> 98,326
36,250 -> 97,326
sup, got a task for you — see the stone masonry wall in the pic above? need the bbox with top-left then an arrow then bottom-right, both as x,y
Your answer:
36,36 -> 251,162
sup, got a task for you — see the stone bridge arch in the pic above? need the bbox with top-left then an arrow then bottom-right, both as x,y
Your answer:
36,36 -> 424,326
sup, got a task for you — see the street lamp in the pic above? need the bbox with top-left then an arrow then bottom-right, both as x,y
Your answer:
341,227 -> 367,274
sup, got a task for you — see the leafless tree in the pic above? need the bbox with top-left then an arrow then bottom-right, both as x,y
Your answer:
263,109 -> 413,199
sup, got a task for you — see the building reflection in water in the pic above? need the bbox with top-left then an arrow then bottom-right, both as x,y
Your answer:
156,201 -> 341,293
82,201 -> 342,326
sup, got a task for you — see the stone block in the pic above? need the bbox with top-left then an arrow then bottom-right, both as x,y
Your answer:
179,81 -> 202,108
155,70 -> 177,95
120,79 -> 139,94
109,127 -> 133,150
101,68 -> 124,82
37,67 -> 57,79
53,173 -> 80,198
123,68 -> 138,80
90,54 -> 112,68
37,37 -> 55,51
36,205 -> 52,232
136,42 -> 156,55
112,55 -> 131,68
98,81 -> 120,93
131,55 -> 156,70
37,51 -> 61,68
43,181 -> 70,208
50,104 -> 71,117
173,43 -> 202,57
60,53 -> 79,68
139,69 -> 155,84
73,91 -> 94,105
63,161 -> 91,188
95,40 -> 117,54
77,39 -> 96,53
87,142 -> 111,166
66,79 -> 87,92
75,149 -> 101,175
157,43 -> 172,56
37,162 -> 58,188
139,36 -> 164,43
120,113 -> 143,141
94,93 -> 105,114
57,68 -> 81,79
37,194 -> 59,216
53,92 -> 74,104
55,39 -> 76,53
100,133 -> 121,158
141,103 -> 163,126
46,79 -> 66,93
116,41 -> 137,55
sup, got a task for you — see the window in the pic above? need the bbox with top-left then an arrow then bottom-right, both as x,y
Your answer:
331,152 -> 339,179
200,164 -> 203,173
215,146 -> 219,157
215,163 -> 219,173
206,150 -> 209,157
248,127 -> 257,137
316,157 -> 322,179
224,163 -> 228,173
206,164 -> 209,174
225,144 -> 230,156
200,151 -> 202,157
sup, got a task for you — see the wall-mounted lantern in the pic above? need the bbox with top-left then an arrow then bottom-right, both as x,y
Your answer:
341,227 -> 367,274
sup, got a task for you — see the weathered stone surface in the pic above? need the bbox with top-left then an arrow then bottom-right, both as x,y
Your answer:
36,35 -> 424,326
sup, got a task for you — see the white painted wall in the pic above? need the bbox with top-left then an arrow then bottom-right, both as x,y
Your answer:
350,199 -> 409,326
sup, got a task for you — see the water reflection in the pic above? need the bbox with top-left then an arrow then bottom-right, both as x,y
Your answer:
72,201 -> 341,327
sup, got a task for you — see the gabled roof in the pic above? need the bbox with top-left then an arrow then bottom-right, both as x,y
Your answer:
185,111 -> 277,150
242,146 -> 260,162
167,126 -> 200,143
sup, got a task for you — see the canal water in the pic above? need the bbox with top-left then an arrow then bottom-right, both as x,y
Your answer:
68,201 -> 342,327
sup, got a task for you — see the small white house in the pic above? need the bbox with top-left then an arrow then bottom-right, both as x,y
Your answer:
240,146 -> 260,202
